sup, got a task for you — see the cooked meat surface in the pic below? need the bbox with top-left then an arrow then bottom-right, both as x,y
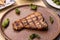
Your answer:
12,12 -> 48,31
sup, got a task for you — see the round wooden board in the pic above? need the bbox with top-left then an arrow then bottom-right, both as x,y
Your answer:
0,5 -> 60,40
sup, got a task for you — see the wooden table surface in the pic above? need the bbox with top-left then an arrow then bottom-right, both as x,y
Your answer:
0,0 -> 60,40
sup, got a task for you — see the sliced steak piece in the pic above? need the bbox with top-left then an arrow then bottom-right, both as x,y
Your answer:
12,12 -> 48,31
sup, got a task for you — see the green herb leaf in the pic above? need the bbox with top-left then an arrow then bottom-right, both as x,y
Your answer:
29,34 -> 40,40
50,16 -> 54,24
2,18 -> 10,28
15,8 -> 20,15
30,4 -> 37,10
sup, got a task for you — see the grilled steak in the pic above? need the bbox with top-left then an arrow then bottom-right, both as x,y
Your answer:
12,12 -> 48,31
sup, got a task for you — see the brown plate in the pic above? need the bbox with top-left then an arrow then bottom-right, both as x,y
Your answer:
0,4 -> 60,40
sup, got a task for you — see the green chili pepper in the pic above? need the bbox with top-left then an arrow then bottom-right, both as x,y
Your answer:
15,8 -> 20,15
50,16 -> 54,24
52,0 -> 59,3
52,0 -> 60,5
30,4 -> 37,10
29,34 -> 40,40
56,2 -> 60,5
2,18 -> 10,28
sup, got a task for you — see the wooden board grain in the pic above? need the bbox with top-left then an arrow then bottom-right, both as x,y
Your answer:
0,5 -> 60,40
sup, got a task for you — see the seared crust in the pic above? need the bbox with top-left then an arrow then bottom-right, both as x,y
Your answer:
13,12 -> 48,31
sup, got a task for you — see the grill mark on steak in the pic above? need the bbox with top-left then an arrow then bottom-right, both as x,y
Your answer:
12,12 -> 48,31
